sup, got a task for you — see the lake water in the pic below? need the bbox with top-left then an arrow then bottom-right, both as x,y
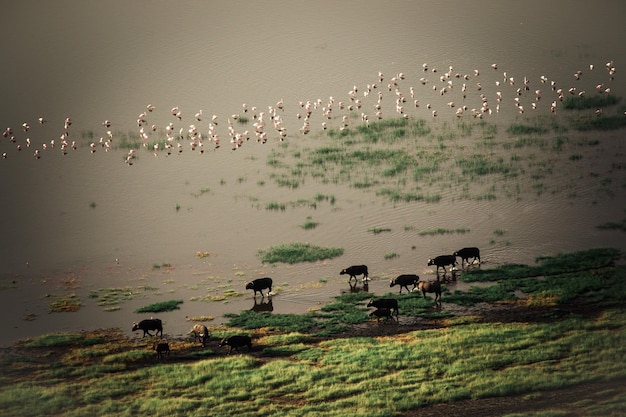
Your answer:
1,0 -> 625,346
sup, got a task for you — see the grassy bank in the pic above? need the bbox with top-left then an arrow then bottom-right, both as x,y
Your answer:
1,249 -> 625,417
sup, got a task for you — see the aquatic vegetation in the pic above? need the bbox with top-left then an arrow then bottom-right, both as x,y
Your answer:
457,154 -> 514,176
573,114 -> 626,131
265,201 -> 286,211
47,293 -> 81,313
300,218 -> 318,230
258,242 -> 344,264
506,123 -> 549,136
597,219 -> 626,232
134,299 -> 183,313
368,227 -> 391,234
418,228 -> 470,236
563,94 -> 620,110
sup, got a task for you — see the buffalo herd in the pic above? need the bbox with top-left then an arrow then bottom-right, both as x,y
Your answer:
132,247 -> 481,355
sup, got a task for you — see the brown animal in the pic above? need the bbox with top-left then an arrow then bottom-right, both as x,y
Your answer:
417,280 -> 442,302
190,324 -> 210,347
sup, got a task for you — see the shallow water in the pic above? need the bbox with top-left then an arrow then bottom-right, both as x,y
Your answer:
1,1 -> 625,346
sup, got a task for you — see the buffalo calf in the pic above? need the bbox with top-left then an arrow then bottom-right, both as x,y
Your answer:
366,298 -> 399,316
370,308 -> 393,322
154,342 -> 170,359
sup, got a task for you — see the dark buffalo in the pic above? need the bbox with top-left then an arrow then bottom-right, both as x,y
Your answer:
390,274 -> 420,294
340,265 -> 369,282
190,324 -> 210,347
367,298 -> 399,316
132,318 -> 163,337
218,335 -> 252,353
427,255 -> 457,273
454,247 -> 481,267
153,342 -> 170,359
245,277 -> 273,298
418,280 -> 442,302
370,308 -> 393,322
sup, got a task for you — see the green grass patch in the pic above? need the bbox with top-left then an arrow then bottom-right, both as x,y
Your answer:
506,123 -> 549,136
47,293 -> 81,313
457,154 -> 513,176
258,242 -> 344,264
301,218 -> 319,230
573,114 -> 626,131
563,94 -> 620,110
134,299 -> 183,313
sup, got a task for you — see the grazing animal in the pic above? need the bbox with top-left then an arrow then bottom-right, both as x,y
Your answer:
154,342 -> 170,359
190,324 -> 210,347
454,247 -> 481,267
370,308 -> 393,322
427,255 -> 457,273
367,298 -> 399,316
417,280 -> 442,302
340,265 -> 369,282
132,318 -> 163,337
390,274 -> 420,294
245,277 -> 273,298
218,335 -> 252,353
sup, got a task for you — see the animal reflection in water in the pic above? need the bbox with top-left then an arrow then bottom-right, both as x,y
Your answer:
250,298 -> 273,312
345,280 -> 369,294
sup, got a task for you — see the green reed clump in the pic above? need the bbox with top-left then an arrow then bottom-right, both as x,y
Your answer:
457,154 -> 513,176
506,123 -> 549,135
573,114 -> 626,131
563,94 -> 620,110
265,201 -> 286,211
48,293 -> 82,313
418,228 -> 470,236
300,218 -> 319,230
368,227 -> 391,234
258,242 -> 344,264
134,299 -> 183,313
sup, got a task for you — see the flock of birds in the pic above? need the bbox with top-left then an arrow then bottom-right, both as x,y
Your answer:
1,60 -> 620,164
